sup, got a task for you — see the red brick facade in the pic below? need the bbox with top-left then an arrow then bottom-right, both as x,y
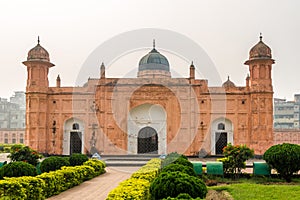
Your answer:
23,37 -> 275,155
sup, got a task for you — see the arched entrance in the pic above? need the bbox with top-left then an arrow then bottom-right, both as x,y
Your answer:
63,118 -> 84,155
128,104 -> 167,154
211,118 -> 233,155
70,123 -> 82,154
138,127 -> 158,154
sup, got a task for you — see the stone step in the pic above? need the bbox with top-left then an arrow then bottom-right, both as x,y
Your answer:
100,154 -> 159,167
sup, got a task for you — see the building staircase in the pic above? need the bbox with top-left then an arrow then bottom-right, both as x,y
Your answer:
101,154 -> 160,167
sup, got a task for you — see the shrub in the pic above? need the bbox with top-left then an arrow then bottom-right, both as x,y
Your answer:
69,153 -> 88,166
0,176 -> 45,200
161,163 -> 196,177
83,159 -> 106,176
162,193 -> 202,200
40,156 -> 70,173
0,144 -> 12,153
131,158 -> 161,182
7,144 -> 42,166
107,178 -> 151,200
1,161 -> 37,178
150,171 -> 207,199
0,178 -> 26,199
162,152 -> 193,169
220,143 -> 254,178
37,170 -> 66,198
0,163 -> 100,199
107,158 -> 161,200
263,143 -> 300,182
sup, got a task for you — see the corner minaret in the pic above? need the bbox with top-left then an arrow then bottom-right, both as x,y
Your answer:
244,34 -> 275,154
244,34 -> 274,92
22,37 -> 54,152
23,37 -> 55,93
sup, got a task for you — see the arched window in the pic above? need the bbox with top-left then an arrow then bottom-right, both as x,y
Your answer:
218,123 -> 225,130
72,123 -> 80,130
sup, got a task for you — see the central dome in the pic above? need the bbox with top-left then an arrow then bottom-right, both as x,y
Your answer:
138,45 -> 170,72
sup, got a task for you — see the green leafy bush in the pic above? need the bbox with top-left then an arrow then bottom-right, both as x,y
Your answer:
83,159 -> 106,176
150,171 -> 207,199
219,143 -> 254,178
40,156 -> 70,173
0,144 -> 13,153
1,161 -> 37,178
7,144 -> 42,166
162,193 -> 202,200
161,163 -> 196,177
162,152 -> 193,169
69,153 -> 88,166
263,143 -> 300,182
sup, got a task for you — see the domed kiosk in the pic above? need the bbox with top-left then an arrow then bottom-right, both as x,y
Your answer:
138,40 -> 171,78
245,34 -> 274,64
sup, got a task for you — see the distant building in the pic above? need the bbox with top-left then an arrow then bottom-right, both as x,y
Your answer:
0,91 -> 25,144
274,96 -> 300,129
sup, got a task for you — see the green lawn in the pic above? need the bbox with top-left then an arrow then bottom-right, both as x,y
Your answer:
210,183 -> 300,200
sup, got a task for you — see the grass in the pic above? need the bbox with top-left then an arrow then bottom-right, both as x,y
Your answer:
209,183 -> 300,200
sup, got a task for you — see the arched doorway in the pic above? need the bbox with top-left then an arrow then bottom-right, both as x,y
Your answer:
211,118 -> 233,155
128,104 -> 167,154
138,127 -> 158,154
70,123 -> 82,154
63,118 -> 84,155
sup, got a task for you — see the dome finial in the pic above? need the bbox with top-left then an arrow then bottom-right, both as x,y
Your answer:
259,32 -> 262,41
228,75 -> 230,80
153,39 -> 156,49
38,36 -> 40,44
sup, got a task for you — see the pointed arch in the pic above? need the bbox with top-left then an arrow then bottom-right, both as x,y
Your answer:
211,118 -> 233,155
127,103 -> 167,154
63,118 -> 85,155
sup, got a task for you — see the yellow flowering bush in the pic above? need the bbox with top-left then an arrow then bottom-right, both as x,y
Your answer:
0,158 -> 106,199
106,158 -> 161,200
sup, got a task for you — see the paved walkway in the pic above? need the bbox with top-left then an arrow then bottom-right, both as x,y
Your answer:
47,167 -> 139,200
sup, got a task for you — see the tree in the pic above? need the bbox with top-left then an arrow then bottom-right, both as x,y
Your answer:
7,144 -> 42,166
263,143 -> 300,182
220,143 -> 254,178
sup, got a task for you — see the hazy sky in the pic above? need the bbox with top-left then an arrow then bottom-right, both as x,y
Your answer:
0,0 -> 299,100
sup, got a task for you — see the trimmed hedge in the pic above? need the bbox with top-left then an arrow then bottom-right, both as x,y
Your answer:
106,158 -> 161,200
263,143 -> 300,182
150,171 -> 207,199
161,163 -> 196,177
161,153 -> 193,169
40,156 -> 70,173
0,176 -> 45,200
162,193 -> 202,200
83,159 -> 106,176
0,159 -> 106,199
0,161 -> 37,179
69,153 -> 89,166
